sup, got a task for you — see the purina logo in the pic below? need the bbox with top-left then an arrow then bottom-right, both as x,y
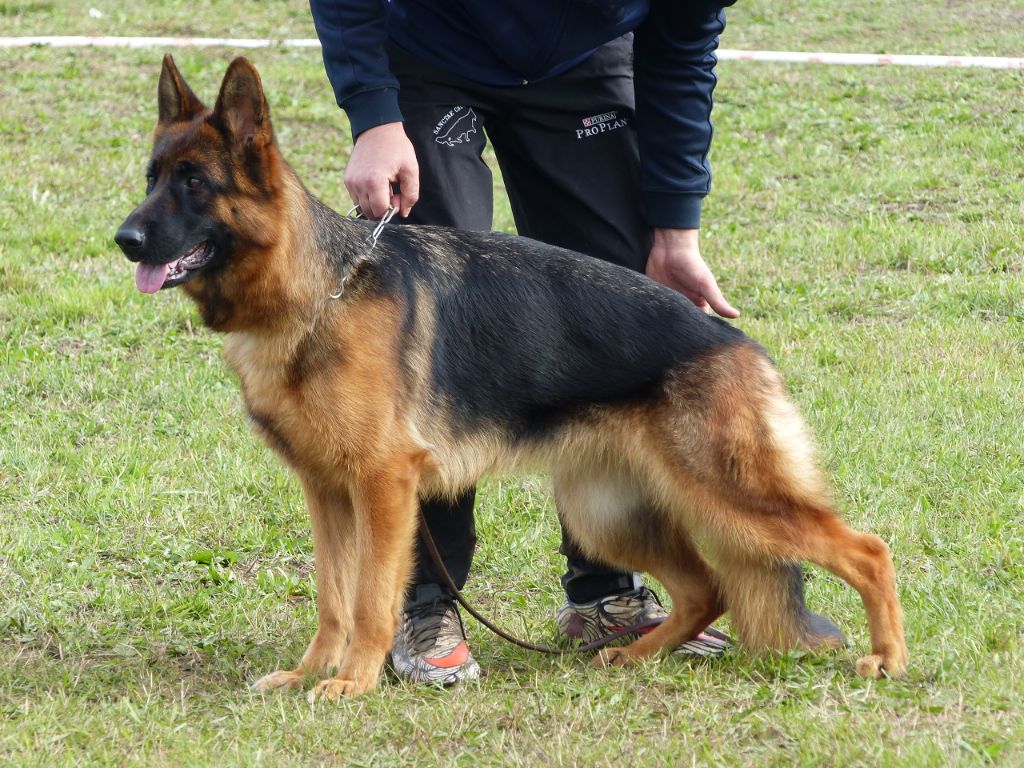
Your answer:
434,106 -> 479,147
577,110 -> 629,139
582,111 -> 617,128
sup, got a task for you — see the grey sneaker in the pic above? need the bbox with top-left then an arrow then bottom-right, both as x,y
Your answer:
390,584 -> 481,685
556,586 -> 731,657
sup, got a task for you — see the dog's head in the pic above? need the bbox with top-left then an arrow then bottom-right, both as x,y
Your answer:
114,55 -> 286,321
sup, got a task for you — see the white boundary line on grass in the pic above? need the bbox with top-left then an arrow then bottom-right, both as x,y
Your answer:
1,36 -> 1023,69
0,35 -> 322,50
717,49 -> 1024,69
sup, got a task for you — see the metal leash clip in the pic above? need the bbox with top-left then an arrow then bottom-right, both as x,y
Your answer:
329,204 -> 398,300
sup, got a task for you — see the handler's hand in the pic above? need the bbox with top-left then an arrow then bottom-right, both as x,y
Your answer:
645,228 -> 739,318
344,122 -> 420,220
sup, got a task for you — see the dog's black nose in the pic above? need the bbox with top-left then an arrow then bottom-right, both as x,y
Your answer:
114,225 -> 146,255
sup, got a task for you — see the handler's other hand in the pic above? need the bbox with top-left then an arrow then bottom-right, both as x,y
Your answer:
344,122 -> 420,220
646,228 -> 740,318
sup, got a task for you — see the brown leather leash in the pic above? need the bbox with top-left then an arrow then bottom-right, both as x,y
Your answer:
417,508 -> 665,655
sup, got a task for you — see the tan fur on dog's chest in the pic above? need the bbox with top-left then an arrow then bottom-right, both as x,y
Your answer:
223,297 -> 422,483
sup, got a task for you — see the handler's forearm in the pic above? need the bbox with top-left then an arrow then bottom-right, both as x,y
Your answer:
309,0 -> 402,138
634,2 -> 732,229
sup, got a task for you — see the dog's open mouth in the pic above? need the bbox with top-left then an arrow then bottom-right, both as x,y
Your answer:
135,241 -> 215,294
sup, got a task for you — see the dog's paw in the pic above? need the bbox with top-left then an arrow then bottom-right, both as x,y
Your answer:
307,675 -> 376,702
251,669 -> 305,692
591,648 -> 639,669
856,650 -> 908,679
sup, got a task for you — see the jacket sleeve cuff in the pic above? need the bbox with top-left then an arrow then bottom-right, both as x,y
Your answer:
643,193 -> 704,230
342,88 -> 404,140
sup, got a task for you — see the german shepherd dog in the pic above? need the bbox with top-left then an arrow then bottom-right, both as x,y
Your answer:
115,56 -> 907,700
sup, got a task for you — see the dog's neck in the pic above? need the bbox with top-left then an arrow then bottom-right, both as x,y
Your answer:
197,163 -> 383,383
183,165 -> 359,337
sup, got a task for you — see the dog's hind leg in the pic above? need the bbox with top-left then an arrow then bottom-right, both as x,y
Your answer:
592,534 -> 725,669
674,345 -> 906,676
795,513 -> 906,677
626,344 -> 908,677
707,501 -> 906,677
253,478 -> 356,692
309,453 -> 423,701
552,467 -> 724,667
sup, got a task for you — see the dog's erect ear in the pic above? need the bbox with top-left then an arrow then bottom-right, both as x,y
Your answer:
157,54 -> 206,126
214,57 -> 273,150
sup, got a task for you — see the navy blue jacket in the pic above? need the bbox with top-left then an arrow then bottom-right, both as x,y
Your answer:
309,0 -> 735,229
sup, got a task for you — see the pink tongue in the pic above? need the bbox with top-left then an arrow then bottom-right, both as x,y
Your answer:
135,262 -> 170,294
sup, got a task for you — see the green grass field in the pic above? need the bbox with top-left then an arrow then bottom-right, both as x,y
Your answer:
1,2 -> 1022,765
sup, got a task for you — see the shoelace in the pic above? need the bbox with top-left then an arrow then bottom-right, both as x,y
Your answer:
403,597 -> 466,654
637,586 -> 666,610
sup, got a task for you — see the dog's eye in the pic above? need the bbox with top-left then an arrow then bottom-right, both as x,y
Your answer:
145,175 -> 155,193
186,176 -> 203,189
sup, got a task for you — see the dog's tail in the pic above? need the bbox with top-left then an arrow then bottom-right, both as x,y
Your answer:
713,558 -> 846,651
685,344 -> 849,651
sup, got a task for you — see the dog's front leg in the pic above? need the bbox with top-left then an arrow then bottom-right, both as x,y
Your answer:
309,458 -> 420,701
253,478 -> 356,692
